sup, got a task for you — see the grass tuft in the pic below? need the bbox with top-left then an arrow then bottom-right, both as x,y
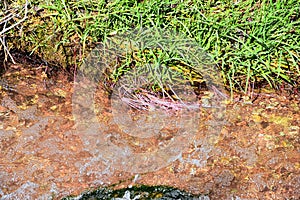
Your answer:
1,0 -> 299,94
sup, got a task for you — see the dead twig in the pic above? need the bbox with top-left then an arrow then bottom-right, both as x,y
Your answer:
0,0 -> 29,64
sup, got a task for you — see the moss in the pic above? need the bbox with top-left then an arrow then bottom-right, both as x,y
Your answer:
62,185 -> 205,200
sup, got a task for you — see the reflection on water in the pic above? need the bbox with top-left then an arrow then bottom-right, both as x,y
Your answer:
0,69 -> 299,199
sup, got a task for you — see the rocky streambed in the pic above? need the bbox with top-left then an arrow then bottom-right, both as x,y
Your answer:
0,58 -> 299,199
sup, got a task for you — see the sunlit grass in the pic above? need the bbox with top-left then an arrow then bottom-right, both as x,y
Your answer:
1,0 -> 299,94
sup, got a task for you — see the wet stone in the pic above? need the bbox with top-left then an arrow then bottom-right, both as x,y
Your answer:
62,185 -> 209,200
214,170 -> 235,187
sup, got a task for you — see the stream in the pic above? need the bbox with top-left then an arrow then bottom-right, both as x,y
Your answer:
0,62 -> 299,199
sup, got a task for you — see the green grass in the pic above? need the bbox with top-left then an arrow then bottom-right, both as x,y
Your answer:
1,0 -> 300,95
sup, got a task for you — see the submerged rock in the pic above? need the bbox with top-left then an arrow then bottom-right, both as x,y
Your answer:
63,185 -> 209,200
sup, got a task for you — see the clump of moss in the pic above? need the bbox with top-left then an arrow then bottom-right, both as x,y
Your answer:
63,185 -> 206,200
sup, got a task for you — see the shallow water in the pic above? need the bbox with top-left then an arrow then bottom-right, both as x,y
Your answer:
0,65 -> 299,199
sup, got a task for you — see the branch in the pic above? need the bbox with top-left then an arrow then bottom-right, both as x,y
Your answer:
0,0 -> 29,64
0,0 -> 29,36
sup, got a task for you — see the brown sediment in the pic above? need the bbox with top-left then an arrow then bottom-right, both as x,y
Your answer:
0,59 -> 299,199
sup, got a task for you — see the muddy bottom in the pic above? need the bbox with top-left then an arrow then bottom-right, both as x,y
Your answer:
0,62 -> 299,200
